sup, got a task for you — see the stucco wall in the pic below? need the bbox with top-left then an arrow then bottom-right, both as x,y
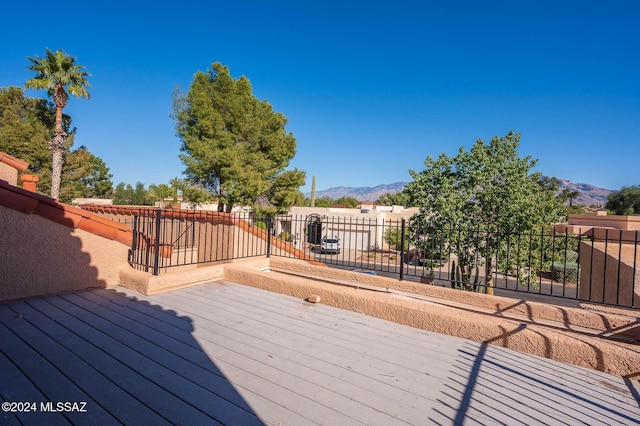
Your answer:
0,163 -> 18,186
579,241 -> 640,307
0,205 -> 128,302
569,214 -> 640,231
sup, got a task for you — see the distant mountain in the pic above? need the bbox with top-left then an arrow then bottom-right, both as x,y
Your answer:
559,180 -> 612,206
309,182 -> 408,202
308,179 -> 612,206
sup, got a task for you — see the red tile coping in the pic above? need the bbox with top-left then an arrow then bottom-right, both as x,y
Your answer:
80,204 -> 322,263
0,180 -> 133,246
80,205 -> 236,225
235,218 -> 318,262
0,151 -> 29,172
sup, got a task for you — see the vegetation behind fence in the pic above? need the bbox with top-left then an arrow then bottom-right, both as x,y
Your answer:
127,210 -> 639,309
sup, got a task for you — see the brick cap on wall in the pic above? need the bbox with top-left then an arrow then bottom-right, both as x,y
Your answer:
0,180 -> 133,246
0,151 -> 29,172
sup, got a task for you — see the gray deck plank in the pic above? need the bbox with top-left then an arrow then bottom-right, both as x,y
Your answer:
153,284 -> 548,389
0,352 -> 67,425
148,283 -> 640,425
88,288 -> 439,424
0,306 -> 113,425
2,282 -> 639,425
6,300 -> 174,425
109,286 -> 441,424
75,292 -> 389,425
24,297 -> 224,425
201,282 -> 638,399
82,290 -> 323,425
40,293 -> 263,425
146,288 -> 444,422
219,284 -> 640,424
56,291 -> 274,426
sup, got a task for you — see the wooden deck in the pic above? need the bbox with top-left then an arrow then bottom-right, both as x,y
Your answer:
1,281 -> 639,425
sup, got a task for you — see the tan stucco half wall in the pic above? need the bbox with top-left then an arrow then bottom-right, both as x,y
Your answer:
118,257 -> 270,295
0,205 -> 128,302
267,257 -> 640,342
218,257 -> 640,380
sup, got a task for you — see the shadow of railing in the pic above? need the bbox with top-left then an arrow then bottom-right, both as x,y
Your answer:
0,288 -> 264,424
429,325 -> 640,425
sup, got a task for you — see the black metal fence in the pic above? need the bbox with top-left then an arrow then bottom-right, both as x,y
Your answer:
128,210 -> 640,309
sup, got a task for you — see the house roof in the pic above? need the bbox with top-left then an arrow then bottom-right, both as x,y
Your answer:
0,151 -> 29,172
0,180 -> 133,245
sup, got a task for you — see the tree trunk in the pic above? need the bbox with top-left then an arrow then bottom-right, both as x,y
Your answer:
50,97 -> 67,200
485,258 -> 494,295
50,144 -> 64,200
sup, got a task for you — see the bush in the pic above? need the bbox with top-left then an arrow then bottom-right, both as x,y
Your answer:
551,261 -> 579,284
254,221 -> 266,230
278,231 -> 294,242
384,227 -> 408,250
564,250 -> 579,263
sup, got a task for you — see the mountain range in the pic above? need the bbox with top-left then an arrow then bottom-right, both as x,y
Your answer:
309,179 -> 612,206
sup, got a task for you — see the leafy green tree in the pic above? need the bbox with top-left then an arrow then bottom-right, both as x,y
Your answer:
148,183 -> 174,207
314,196 -> 335,208
606,185 -> 640,215
169,177 -> 188,201
113,182 -> 133,205
87,155 -> 114,198
335,196 -> 359,208
405,131 -> 565,294
133,182 -> 149,205
538,176 -> 561,192
266,168 -> 306,211
0,87 -> 52,175
113,182 -> 154,205
59,146 -> 113,202
25,48 -> 91,200
1,86 -> 111,200
182,185 -> 213,208
173,62 -> 301,212
376,191 -> 411,206
384,227 -> 409,250
539,176 -> 581,206
559,188 -> 580,207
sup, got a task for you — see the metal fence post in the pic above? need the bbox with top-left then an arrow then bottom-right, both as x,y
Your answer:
153,208 -> 162,275
266,214 -> 272,258
400,218 -> 406,281
130,214 -> 138,264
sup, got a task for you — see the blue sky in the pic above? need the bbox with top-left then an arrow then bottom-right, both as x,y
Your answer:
2,0 -> 639,193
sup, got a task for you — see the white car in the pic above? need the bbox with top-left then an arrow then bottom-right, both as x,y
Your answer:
321,238 -> 340,254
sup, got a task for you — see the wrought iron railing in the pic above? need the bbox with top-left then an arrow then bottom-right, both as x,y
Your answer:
127,210 -> 639,309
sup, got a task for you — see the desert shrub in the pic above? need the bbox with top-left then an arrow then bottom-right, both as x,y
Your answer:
551,262 -> 579,284
278,231 -> 294,242
384,227 -> 409,250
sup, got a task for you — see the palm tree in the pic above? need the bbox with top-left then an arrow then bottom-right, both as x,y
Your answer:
25,48 -> 91,200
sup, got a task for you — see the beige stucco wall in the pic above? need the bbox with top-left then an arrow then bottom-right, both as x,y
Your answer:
0,205 -> 129,302
579,241 -> 640,307
0,163 -> 18,186
569,214 -> 640,231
